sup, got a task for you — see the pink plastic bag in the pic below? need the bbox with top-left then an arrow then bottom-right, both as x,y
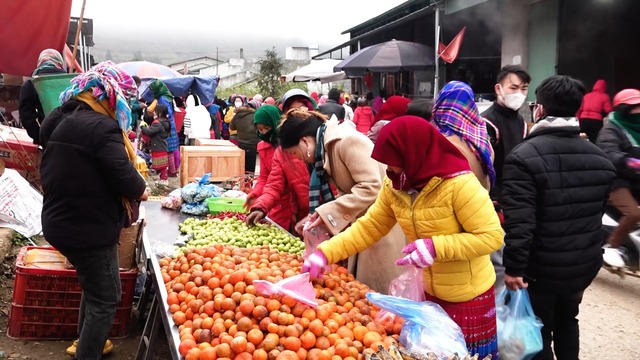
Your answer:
302,221 -> 331,259
376,266 -> 425,322
253,273 -> 318,308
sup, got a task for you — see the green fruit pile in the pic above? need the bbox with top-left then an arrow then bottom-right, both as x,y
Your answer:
178,217 -> 304,254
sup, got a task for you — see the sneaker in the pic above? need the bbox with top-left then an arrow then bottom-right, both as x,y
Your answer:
66,339 -> 114,356
603,247 -> 626,268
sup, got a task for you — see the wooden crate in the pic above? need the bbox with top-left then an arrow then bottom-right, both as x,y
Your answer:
195,139 -> 235,147
180,145 -> 245,186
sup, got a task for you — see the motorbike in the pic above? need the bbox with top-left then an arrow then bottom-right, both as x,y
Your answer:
601,205 -> 640,278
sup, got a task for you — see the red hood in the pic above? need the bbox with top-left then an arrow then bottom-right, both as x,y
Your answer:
358,106 -> 373,116
592,79 -> 607,93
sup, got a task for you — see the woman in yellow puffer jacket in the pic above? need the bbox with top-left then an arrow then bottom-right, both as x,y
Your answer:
303,115 -> 503,358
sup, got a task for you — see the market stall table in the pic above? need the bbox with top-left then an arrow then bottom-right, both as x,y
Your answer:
136,201 -> 185,360
135,201 -> 299,360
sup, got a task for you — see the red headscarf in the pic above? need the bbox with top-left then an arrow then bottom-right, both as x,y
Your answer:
373,95 -> 410,123
372,116 -> 471,189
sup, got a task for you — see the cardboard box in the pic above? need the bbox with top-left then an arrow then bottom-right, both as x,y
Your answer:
180,145 -> 245,186
1,74 -> 25,86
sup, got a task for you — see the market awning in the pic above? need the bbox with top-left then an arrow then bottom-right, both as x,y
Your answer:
0,0 -> 73,76
283,60 -> 348,83
140,75 -> 219,105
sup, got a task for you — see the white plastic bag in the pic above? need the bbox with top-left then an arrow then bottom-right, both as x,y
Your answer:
0,169 -> 43,237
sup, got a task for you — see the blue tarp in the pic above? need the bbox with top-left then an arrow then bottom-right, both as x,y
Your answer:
140,75 -> 219,105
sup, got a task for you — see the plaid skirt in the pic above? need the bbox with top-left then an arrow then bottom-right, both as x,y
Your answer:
424,286 -> 498,359
151,151 -> 169,170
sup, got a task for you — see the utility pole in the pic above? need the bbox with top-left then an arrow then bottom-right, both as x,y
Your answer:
433,0 -> 441,98
71,0 -> 87,72
216,47 -> 219,75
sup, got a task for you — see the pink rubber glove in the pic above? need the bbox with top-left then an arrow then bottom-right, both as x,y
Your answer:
301,250 -> 329,279
396,239 -> 436,268
627,158 -> 640,171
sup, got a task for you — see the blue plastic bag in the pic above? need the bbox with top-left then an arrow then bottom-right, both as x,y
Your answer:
180,201 -> 209,216
496,288 -> 544,360
181,173 -> 221,204
366,292 -> 468,358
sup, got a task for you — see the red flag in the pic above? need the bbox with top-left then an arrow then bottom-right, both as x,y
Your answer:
63,44 -> 84,73
438,27 -> 466,64
0,0 -> 73,76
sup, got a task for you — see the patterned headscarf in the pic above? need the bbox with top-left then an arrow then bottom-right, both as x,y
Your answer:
60,61 -> 137,131
432,81 -> 496,185
33,49 -> 66,76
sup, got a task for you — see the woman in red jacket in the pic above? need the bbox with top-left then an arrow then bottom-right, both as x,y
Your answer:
244,105 -> 310,232
577,79 -> 613,142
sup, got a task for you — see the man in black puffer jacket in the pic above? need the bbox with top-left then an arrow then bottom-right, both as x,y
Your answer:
502,75 -> 615,360
318,88 -> 345,122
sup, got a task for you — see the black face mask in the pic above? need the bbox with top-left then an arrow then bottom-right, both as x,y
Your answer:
386,170 -> 409,191
257,128 -> 276,144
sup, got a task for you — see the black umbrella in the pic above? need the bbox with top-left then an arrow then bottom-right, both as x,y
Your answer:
333,39 -> 435,76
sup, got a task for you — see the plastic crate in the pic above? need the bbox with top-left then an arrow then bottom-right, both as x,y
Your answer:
206,197 -> 247,214
7,246 -> 137,340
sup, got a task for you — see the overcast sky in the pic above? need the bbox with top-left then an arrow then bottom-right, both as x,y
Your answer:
70,0 -> 407,55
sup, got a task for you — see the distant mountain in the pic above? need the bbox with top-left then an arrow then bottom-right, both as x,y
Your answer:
90,34 -> 340,65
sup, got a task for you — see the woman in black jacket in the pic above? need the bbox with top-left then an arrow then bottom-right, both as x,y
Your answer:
597,88 -> 640,268
18,49 -> 67,145
40,61 -> 147,359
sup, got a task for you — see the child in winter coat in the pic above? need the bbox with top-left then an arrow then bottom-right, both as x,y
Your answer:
141,104 -> 171,185
352,97 -> 375,135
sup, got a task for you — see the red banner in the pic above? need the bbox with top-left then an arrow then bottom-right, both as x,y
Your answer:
0,0 -> 73,76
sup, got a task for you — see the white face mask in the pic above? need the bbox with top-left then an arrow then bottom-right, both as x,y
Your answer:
499,85 -> 527,111
234,101 -> 243,108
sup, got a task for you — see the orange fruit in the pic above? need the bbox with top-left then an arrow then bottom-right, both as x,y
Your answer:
238,300 -> 254,316
276,350 -> 298,360
262,333 -> 280,352
217,343 -> 232,358
247,328 -> 264,346
230,336 -> 248,354
179,339 -> 197,357
185,347 -> 201,360
283,337 -> 301,352
237,317 -> 253,332
300,330 -> 316,350
315,336 -> 330,350
253,348 -> 268,360
173,311 -> 187,326
200,347 -> 217,360
309,319 -> 324,337
362,331 -> 382,349
252,305 -> 268,320
353,325 -> 368,342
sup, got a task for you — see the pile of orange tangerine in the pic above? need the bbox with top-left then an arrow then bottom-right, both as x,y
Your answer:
159,243 -> 403,360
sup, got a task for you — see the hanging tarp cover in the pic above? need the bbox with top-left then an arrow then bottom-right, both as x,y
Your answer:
0,0 -> 73,76
140,75 -> 219,105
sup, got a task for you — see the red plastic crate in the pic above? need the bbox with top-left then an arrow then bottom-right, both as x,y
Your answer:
7,246 -> 138,340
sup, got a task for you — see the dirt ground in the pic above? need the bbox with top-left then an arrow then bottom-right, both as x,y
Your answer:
0,243 -> 173,360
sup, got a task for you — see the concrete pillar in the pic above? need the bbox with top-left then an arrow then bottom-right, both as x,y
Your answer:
500,0 -> 529,68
